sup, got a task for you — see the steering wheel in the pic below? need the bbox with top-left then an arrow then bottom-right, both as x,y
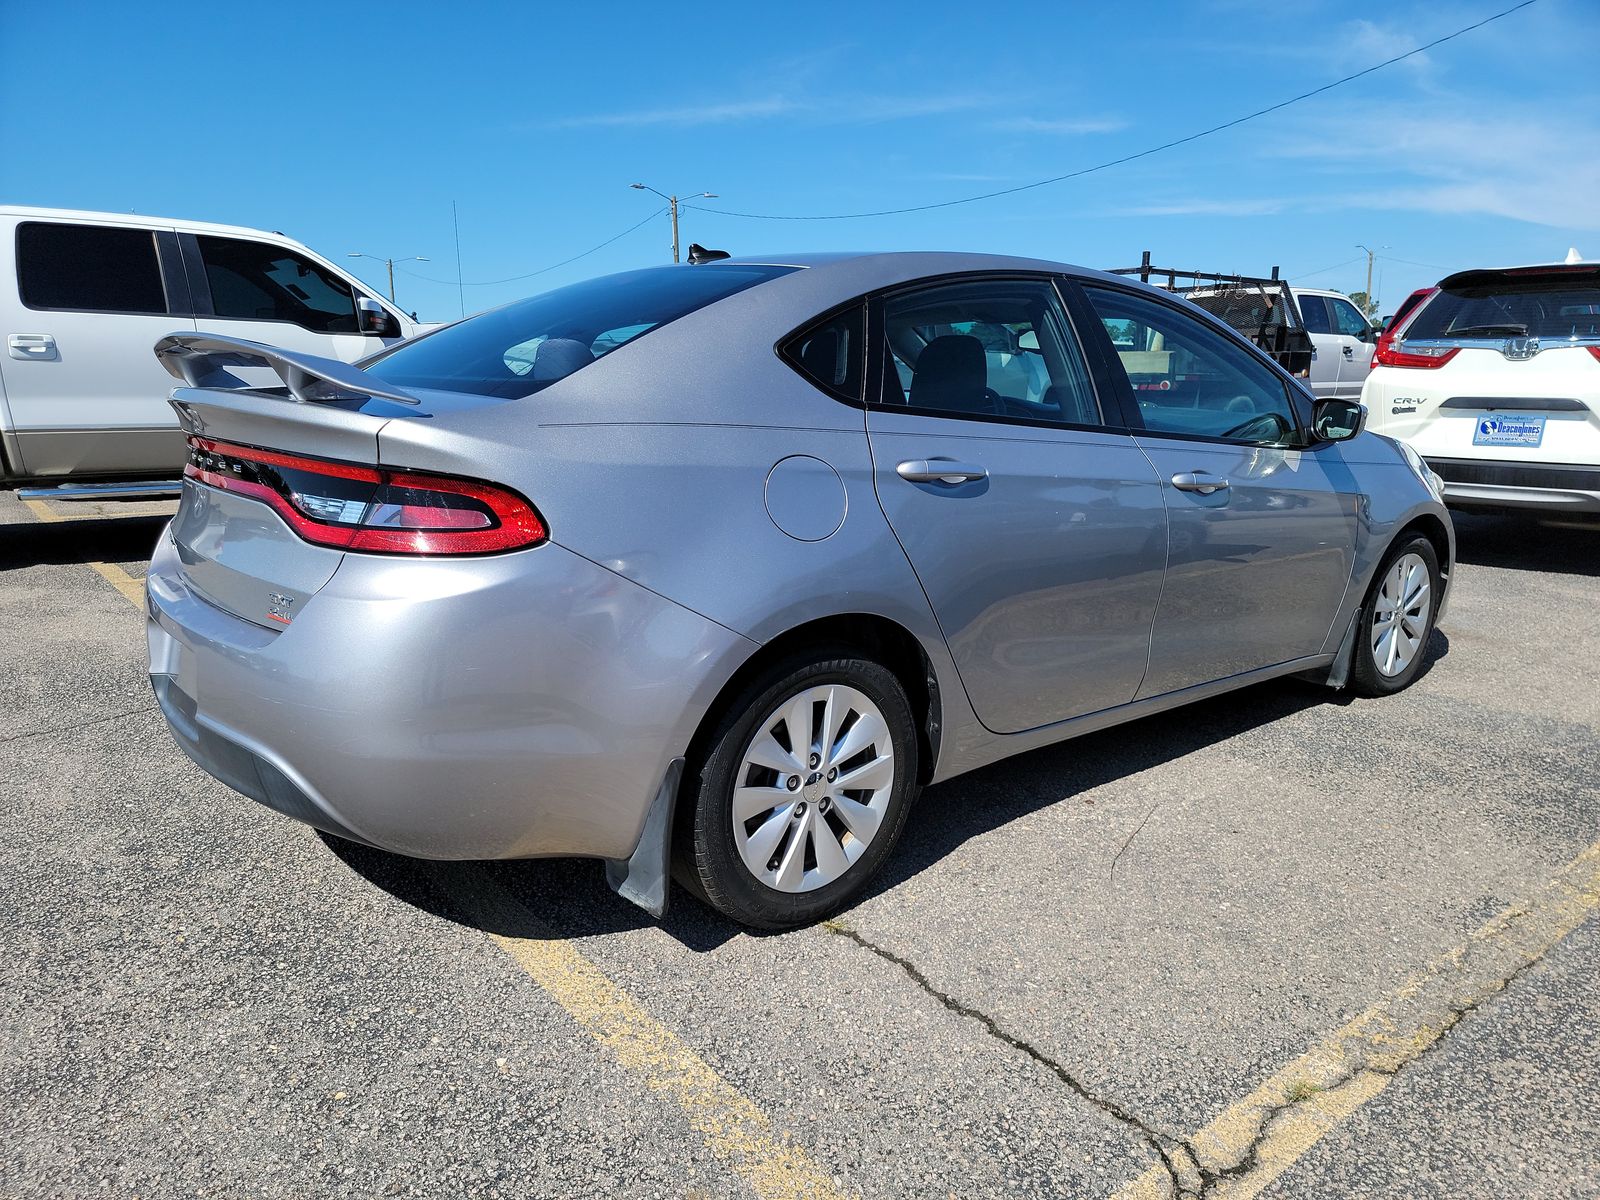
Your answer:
982,387 -> 1003,415
1223,394 -> 1258,414
1222,411 -> 1292,443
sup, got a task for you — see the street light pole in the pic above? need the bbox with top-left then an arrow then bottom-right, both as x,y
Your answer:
630,184 -> 719,263
347,253 -> 430,305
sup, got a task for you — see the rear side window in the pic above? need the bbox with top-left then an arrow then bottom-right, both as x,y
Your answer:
197,236 -> 358,333
366,264 -> 796,399
878,278 -> 1100,426
17,222 -> 168,314
1404,271 -> 1600,341
780,304 -> 865,402
1298,295 -> 1333,334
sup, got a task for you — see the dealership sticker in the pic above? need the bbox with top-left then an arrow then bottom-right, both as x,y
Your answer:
1473,414 -> 1544,448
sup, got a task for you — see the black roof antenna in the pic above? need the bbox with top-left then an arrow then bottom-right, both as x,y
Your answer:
686,243 -> 730,265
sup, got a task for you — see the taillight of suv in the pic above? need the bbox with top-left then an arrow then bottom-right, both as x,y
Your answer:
1372,286 -> 1439,368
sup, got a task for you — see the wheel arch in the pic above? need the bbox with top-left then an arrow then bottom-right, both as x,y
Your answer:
682,612 -> 943,789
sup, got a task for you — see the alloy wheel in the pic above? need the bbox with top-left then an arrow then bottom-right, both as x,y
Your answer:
731,684 -> 896,893
1371,551 -> 1432,677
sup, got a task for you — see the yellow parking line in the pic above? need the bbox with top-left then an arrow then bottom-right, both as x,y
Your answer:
27,494 -> 848,1200
21,498 -> 148,607
1113,837 -> 1600,1200
491,928 -> 849,1200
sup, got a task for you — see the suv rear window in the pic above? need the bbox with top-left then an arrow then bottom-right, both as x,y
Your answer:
366,264 -> 796,398
17,222 -> 168,314
1405,270 -> 1600,341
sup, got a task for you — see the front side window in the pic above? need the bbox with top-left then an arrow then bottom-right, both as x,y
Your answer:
878,278 -> 1099,426
1329,297 -> 1373,338
1084,286 -> 1299,445
197,236 -> 359,333
17,222 -> 168,314
366,264 -> 796,399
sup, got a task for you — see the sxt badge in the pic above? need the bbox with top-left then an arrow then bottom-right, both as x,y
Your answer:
266,592 -> 296,625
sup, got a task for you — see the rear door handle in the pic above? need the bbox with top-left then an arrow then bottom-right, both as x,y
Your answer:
1342,344 -> 1355,359
1171,472 -> 1230,495
8,333 -> 58,361
896,459 -> 987,485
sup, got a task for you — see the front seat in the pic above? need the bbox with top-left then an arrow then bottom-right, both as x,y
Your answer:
908,334 -> 988,413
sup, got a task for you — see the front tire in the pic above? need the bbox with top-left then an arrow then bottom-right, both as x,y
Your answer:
1350,534 -> 1441,697
685,654 -> 919,929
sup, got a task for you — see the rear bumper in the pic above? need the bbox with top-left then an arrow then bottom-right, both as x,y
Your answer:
1426,457 -> 1600,513
146,529 -> 754,861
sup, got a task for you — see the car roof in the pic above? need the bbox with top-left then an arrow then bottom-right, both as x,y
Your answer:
710,249 -> 1137,290
0,204 -> 306,245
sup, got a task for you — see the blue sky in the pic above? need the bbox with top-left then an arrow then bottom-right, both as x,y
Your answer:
5,0 -> 1596,322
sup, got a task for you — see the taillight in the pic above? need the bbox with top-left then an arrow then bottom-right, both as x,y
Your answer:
1588,346 -> 1600,364
1372,343 -> 1460,370
183,437 -> 546,555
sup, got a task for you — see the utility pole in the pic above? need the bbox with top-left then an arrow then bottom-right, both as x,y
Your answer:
347,253 -> 430,304
630,184 -> 719,263
1355,244 -> 1389,315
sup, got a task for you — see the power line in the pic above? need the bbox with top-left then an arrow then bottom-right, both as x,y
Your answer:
1381,254 -> 1455,272
683,0 -> 1538,222
1289,255 -> 1366,281
399,207 -> 668,287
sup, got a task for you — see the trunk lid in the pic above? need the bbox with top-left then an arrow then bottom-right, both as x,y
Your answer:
154,333 -> 518,628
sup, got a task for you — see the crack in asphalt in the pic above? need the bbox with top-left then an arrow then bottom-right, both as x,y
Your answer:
823,920 -> 1199,1196
1183,938 -> 1561,1198
0,704 -> 156,745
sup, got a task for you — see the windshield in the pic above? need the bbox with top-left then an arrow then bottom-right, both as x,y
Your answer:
1405,272 -> 1600,342
365,264 -> 796,398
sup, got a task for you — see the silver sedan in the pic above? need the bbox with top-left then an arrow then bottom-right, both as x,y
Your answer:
146,252 -> 1453,929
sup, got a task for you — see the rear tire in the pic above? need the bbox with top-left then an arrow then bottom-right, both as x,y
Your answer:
684,653 -> 919,929
1349,534 -> 1441,697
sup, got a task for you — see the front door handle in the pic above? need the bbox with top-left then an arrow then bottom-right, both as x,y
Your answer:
896,458 -> 987,485
8,333 -> 58,361
1171,472 -> 1230,495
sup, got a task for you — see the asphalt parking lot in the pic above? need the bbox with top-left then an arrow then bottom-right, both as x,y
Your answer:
3,490 -> 1597,1200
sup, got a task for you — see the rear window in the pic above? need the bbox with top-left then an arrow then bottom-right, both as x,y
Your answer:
17,222 -> 168,314
1405,271 -> 1600,341
365,264 -> 796,398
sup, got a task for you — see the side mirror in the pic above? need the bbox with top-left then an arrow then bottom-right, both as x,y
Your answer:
357,296 -> 399,338
1311,397 -> 1365,442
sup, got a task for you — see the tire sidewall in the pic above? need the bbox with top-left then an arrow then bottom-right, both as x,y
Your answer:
688,655 -> 919,929
1352,534 -> 1441,696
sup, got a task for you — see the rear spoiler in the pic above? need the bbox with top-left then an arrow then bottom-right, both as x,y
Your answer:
154,333 -> 422,406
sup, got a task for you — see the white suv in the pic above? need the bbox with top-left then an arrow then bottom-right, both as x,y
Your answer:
1361,262 -> 1600,513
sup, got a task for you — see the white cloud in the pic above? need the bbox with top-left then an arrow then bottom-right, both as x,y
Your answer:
552,97 -> 802,128
1127,198 -> 1289,217
1275,105 -> 1600,231
994,115 -> 1127,135
551,91 -> 1001,129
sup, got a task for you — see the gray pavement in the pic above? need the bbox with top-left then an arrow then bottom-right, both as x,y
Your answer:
2,493 -> 1597,1199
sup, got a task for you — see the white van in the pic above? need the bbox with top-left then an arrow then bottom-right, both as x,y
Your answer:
0,207 -> 419,493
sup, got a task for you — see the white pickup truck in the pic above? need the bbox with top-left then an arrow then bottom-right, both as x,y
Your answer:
1291,286 -> 1380,401
0,206 -> 421,497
